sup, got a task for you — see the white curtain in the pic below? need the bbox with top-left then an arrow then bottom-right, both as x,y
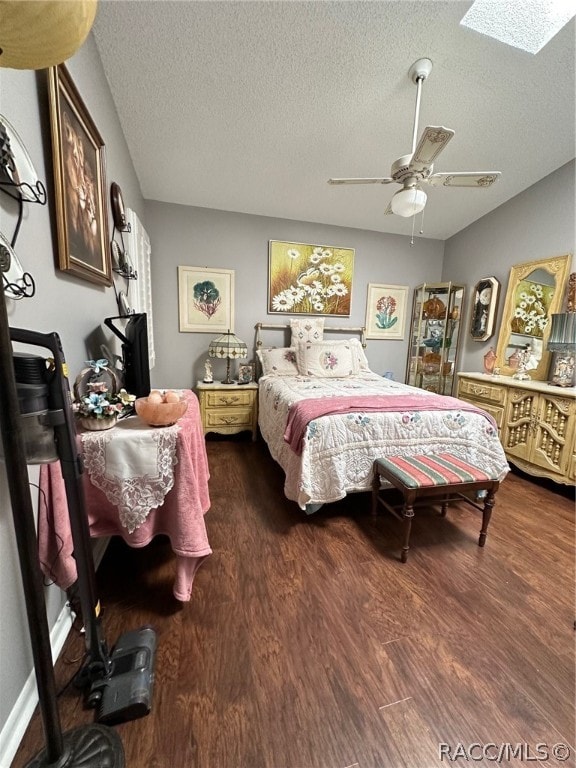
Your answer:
126,207 -> 155,369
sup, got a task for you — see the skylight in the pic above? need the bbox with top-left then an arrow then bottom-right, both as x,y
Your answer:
460,0 -> 576,54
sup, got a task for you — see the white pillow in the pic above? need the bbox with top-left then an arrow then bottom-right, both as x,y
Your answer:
290,318 -> 324,346
296,340 -> 358,377
349,337 -> 371,372
257,347 -> 299,376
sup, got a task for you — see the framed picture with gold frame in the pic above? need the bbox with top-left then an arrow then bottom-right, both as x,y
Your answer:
48,64 -> 111,285
268,240 -> 354,316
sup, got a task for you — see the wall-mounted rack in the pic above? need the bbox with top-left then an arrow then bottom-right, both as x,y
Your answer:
0,115 -> 44,299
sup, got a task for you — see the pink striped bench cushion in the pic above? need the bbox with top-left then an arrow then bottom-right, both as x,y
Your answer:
375,453 -> 499,489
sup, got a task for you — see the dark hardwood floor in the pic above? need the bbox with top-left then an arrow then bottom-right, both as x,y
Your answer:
13,439 -> 575,768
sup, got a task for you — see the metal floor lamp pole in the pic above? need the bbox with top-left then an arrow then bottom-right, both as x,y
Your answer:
0,294 -> 123,768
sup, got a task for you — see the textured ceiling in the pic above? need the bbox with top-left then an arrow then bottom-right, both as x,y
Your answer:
92,1 -> 575,240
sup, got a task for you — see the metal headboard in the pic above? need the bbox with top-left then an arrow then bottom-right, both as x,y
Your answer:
255,322 -> 366,353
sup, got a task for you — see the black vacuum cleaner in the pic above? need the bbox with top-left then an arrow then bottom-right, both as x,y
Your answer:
0,316 -> 157,766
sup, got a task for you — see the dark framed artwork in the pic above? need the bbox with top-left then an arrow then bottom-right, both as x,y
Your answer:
48,64 -> 111,285
469,276 -> 500,341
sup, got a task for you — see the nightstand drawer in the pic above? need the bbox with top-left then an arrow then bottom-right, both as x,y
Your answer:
204,408 -> 254,428
205,390 -> 255,408
458,378 -> 506,406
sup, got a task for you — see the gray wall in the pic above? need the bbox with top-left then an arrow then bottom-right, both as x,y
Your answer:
443,160 -> 575,373
144,202 -> 444,388
0,34 -> 144,759
1,24 -> 574,762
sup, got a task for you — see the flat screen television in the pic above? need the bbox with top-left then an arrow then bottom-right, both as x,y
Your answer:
104,313 -> 150,398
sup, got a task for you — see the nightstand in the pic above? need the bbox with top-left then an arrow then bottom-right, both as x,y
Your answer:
196,381 -> 258,441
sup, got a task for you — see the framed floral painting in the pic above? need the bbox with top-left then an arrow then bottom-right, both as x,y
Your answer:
178,266 -> 234,333
365,284 -> 409,340
268,240 -> 354,316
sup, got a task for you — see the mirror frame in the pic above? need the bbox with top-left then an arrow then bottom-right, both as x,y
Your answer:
495,254 -> 572,381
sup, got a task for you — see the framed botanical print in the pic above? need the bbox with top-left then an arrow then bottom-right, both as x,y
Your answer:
178,266 -> 235,333
365,283 -> 409,340
268,240 -> 354,316
469,276 -> 500,341
48,64 -> 111,285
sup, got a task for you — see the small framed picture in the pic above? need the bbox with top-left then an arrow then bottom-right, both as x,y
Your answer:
237,363 -> 254,384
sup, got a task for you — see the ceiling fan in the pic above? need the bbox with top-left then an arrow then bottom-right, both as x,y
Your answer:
328,58 -> 501,218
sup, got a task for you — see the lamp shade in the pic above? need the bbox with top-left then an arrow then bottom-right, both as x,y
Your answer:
0,0 -> 97,70
547,313 -> 576,351
208,331 -> 248,360
208,331 -> 248,384
391,187 -> 427,218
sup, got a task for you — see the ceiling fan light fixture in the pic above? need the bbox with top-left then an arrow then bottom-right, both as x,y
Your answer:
391,187 -> 427,217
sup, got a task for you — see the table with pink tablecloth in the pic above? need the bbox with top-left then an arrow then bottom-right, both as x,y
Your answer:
38,389 -> 211,602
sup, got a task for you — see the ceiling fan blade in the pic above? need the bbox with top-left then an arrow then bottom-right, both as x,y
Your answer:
426,171 -> 501,188
410,126 -> 455,170
328,177 -> 394,185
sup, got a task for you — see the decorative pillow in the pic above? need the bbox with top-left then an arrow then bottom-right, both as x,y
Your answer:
349,338 -> 371,372
290,318 -> 324,346
296,340 -> 358,378
257,347 -> 299,376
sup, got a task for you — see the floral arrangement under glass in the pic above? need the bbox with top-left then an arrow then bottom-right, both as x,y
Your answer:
73,359 -> 135,430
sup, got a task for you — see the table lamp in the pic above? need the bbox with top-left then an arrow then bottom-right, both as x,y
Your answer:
547,312 -> 576,387
208,330 -> 248,384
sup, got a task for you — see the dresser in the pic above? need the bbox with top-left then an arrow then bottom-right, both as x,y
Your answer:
457,373 -> 575,486
196,381 -> 258,440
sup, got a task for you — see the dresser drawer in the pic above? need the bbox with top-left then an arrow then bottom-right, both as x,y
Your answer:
458,378 -> 506,406
205,390 -> 255,408
204,408 -> 254,428
476,402 -> 504,429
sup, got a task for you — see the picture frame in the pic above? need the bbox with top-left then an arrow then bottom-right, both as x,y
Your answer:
365,283 -> 409,340
48,64 -> 111,285
268,240 -> 354,316
178,266 -> 235,333
237,363 -> 255,384
469,276 -> 500,341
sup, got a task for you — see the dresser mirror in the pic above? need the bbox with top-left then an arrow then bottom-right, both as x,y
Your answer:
495,254 -> 572,381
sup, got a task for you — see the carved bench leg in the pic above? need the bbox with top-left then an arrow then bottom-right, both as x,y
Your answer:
479,488 -> 496,547
401,502 -> 415,563
371,466 -> 380,517
440,494 -> 449,517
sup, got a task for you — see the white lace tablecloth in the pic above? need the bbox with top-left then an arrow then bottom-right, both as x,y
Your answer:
81,417 -> 180,533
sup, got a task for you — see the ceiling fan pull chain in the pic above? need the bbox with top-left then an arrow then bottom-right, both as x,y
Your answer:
419,206 -> 426,235
410,210 -> 417,246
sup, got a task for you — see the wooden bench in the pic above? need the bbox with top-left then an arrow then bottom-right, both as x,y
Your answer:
371,453 -> 501,562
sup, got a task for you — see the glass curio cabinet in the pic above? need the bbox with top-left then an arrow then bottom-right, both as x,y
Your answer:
405,282 -> 465,395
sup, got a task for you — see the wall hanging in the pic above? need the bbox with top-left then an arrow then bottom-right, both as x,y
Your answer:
469,276 -> 500,341
178,265 -> 235,333
365,283 -> 408,340
268,240 -> 354,317
48,64 -> 111,285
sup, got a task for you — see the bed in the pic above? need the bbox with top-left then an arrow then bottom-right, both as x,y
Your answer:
255,322 -> 510,511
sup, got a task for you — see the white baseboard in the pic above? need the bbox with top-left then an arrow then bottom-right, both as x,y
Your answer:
0,603 -> 74,768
